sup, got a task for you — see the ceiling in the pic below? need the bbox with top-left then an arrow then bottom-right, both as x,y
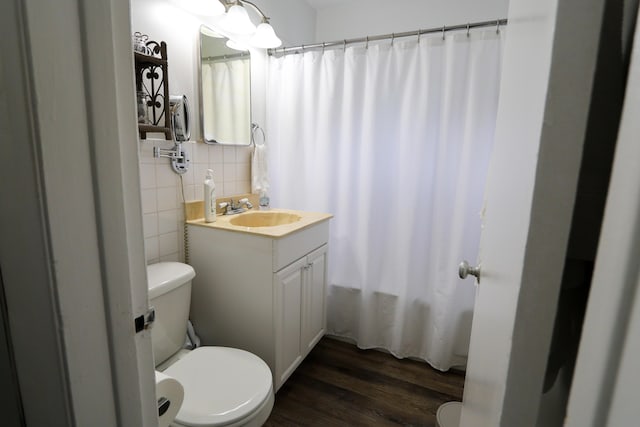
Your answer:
304,0 -> 353,9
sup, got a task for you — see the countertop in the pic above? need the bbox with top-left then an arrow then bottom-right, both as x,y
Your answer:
186,208 -> 333,238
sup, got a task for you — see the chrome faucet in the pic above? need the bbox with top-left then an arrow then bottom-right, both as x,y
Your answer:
219,198 -> 253,215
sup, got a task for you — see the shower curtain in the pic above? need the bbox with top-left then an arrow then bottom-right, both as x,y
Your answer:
266,29 -> 504,370
202,58 -> 251,143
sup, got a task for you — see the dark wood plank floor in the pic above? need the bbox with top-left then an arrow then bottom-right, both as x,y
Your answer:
264,337 -> 465,426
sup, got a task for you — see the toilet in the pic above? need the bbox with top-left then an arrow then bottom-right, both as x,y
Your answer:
148,262 -> 274,427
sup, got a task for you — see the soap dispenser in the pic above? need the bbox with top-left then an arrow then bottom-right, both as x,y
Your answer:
204,169 -> 216,223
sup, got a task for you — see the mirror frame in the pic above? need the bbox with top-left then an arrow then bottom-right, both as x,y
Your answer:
198,24 -> 252,146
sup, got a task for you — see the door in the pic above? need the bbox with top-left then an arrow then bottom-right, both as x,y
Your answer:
460,0 -> 608,425
274,257 -> 306,387
302,245 -> 328,355
0,0 -> 156,425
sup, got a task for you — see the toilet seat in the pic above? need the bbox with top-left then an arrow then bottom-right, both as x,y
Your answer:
163,347 -> 273,427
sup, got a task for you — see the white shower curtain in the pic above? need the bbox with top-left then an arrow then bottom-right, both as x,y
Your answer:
266,30 -> 504,370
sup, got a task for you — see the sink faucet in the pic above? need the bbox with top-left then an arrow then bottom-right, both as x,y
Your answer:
219,198 -> 253,215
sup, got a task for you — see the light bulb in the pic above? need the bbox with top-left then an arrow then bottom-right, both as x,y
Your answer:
219,4 -> 256,36
250,22 -> 282,49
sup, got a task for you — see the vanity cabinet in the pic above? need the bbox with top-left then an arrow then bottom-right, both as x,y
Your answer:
274,245 -> 327,386
187,216 -> 330,391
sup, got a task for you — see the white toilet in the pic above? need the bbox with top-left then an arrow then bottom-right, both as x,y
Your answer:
148,262 -> 274,427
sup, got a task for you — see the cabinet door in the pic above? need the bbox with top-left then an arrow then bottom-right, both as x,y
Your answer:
302,245 -> 327,356
274,258 -> 306,388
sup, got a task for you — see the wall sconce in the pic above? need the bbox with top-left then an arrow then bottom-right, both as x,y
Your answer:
217,0 -> 282,49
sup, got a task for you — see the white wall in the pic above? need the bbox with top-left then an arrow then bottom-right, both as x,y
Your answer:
314,0 -> 509,42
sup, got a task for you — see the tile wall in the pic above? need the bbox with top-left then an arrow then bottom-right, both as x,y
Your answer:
139,138 -> 252,264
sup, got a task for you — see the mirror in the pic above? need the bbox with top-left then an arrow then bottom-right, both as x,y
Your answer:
199,25 -> 252,145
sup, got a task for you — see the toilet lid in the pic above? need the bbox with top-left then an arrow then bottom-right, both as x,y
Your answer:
163,347 -> 273,427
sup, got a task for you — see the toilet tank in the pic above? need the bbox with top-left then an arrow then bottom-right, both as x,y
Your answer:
147,262 -> 196,366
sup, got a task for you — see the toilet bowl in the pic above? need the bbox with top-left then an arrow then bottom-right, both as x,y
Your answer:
148,262 -> 274,426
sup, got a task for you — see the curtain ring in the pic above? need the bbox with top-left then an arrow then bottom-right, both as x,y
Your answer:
496,20 -> 501,34
322,42 -> 326,53
442,25 -> 446,40
391,33 -> 395,46
301,44 -> 305,53
343,39 -> 347,52
366,36 -> 369,49
467,23 -> 470,37
417,30 -> 421,44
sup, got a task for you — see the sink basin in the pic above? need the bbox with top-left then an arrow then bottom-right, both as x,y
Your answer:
229,211 -> 302,227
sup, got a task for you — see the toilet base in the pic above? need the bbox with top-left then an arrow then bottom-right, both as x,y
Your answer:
436,401 -> 462,427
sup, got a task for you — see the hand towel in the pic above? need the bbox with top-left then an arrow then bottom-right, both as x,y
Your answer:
251,143 -> 269,194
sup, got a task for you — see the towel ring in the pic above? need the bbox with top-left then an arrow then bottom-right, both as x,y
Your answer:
251,123 -> 266,147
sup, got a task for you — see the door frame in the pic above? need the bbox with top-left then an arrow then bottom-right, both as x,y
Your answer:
565,6 -> 640,425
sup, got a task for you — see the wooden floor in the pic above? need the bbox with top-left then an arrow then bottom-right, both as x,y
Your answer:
264,337 -> 465,427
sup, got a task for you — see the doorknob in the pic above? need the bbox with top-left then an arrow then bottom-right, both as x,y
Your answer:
459,260 -> 480,283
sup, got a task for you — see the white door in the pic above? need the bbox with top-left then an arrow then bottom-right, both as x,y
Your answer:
302,245 -> 328,355
274,257 -> 306,387
460,0 -> 608,425
0,0 -> 156,425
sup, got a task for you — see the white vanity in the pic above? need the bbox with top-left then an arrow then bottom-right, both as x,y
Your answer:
187,209 -> 332,391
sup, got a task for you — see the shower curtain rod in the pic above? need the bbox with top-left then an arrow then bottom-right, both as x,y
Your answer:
269,18 -> 507,55
202,51 -> 250,62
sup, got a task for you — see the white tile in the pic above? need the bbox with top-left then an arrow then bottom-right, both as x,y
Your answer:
183,184 -> 196,201
157,186 -> 178,211
143,213 -> 158,238
223,146 -> 236,163
237,146 -> 252,163
194,142 -> 210,164
160,253 -> 181,263
237,180 -> 251,194
139,163 -> 156,189
141,189 -> 157,214
159,232 -> 179,257
212,166 -> 224,184
156,163 -> 179,188
210,144 -> 224,164
139,141 -> 156,163
158,209 -> 179,234
222,181 -> 236,197
194,164 -> 210,186
223,163 -> 237,181
194,183 -> 204,200
144,236 -> 159,263
236,162 -> 250,181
